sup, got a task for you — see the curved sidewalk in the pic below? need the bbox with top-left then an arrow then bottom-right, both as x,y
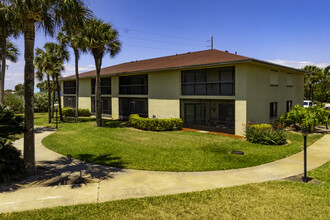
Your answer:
0,128 -> 329,213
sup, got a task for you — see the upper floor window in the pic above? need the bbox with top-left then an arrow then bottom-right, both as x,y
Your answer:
270,102 -> 278,118
287,73 -> 293,87
181,67 -> 235,96
91,78 -> 111,95
119,74 -> 148,95
269,70 -> 279,86
63,81 -> 76,94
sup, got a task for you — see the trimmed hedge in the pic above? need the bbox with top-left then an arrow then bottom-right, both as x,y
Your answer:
245,122 -> 286,145
62,107 -> 91,117
129,114 -> 182,131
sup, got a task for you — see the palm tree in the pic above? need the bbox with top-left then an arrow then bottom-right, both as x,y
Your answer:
35,47 -> 52,123
0,40 -> 20,101
302,65 -> 323,101
0,2 -> 19,104
35,42 -> 69,122
83,18 -> 121,127
58,26 -> 87,123
9,0 -> 91,176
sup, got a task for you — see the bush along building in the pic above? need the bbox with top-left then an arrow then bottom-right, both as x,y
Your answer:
60,49 -> 306,135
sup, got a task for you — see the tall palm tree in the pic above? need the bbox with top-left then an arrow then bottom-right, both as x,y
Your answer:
35,47 -> 52,123
9,0 -> 91,176
58,26 -> 87,123
0,2 -> 19,104
36,42 -> 69,122
302,65 -> 323,101
83,18 -> 121,127
0,40 -> 20,98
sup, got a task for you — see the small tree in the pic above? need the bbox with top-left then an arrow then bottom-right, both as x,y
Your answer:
83,18 -> 121,127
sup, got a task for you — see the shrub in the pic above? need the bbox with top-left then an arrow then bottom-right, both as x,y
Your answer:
79,108 -> 91,117
34,92 -> 48,112
62,107 -> 91,117
129,114 -> 182,131
0,143 -> 25,183
0,104 -> 23,148
4,93 -> 24,114
245,122 -> 286,145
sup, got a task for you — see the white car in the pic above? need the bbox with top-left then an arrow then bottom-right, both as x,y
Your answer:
303,100 -> 316,108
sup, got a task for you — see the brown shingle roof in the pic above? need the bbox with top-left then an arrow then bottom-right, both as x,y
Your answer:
60,49 -> 306,80
61,49 -> 250,80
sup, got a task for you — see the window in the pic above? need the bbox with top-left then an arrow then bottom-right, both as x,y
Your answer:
286,100 -> 293,112
270,102 -> 278,118
91,78 -> 111,95
63,81 -> 76,94
287,73 -> 293,87
119,98 -> 148,119
119,74 -> 148,95
181,67 -> 235,96
184,103 -> 206,125
63,96 -> 76,108
91,97 -> 112,115
270,70 -> 279,86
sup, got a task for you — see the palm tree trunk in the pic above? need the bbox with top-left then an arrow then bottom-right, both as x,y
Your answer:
47,74 -> 51,123
23,20 -> 36,176
51,74 -> 56,118
94,55 -> 102,127
74,48 -> 79,123
56,75 -> 63,121
0,37 -> 6,104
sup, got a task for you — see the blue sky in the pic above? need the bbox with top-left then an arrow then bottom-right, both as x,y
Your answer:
5,0 -> 330,89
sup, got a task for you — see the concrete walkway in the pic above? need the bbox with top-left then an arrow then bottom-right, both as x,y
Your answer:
0,128 -> 329,214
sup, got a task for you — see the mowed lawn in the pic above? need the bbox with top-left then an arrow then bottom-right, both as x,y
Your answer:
39,113 -> 324,171
1,161 -> 329,219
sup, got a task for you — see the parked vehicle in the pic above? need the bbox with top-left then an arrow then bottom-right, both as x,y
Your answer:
303,100 -> 316,108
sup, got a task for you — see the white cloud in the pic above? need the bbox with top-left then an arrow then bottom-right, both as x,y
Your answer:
267,59 -> 330,69
62,64 -> 95,77
4,62 -> 95,90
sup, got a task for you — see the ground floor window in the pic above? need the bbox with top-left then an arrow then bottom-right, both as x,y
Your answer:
270,102 -> 278,118
180,99 -> 235,134
119,98 -> 148,120
286,100 -> 292,112
63,96 -> 76,108
91,97 -> 112,115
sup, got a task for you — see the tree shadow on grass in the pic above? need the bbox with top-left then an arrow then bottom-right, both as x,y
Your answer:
102,119 -> 128,128
0,154 -> 126,193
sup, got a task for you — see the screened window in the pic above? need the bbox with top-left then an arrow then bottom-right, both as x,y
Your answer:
119,98 -> 148,119
91,97 -> 112,115
119,75 -> 148,95
63,81 -> 76,94
63,96 -> 76,108
286,100 -> 293,112
270,102 -> 278,118
184,103 -> 206,125
91,78 -> 111,95
182,67 -> 234,96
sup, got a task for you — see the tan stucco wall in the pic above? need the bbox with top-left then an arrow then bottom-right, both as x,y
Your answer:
235,100 -> 247,136
244,63 -> 304,124
61,62 -> 303,135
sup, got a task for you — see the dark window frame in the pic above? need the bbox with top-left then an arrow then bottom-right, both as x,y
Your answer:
270,102 -> 278,118
91,78 -> 111,95
91,97 -> 112,115
181,68 -> 235,96
63,96 -> 76,108
184,103 -> 206,125
119,74 -> 148,95
286,100 -> 293,112
63,81 -> 76,95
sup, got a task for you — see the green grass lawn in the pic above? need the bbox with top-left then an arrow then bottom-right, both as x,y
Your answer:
38,113 -> 324,172
1,161 -> 329,219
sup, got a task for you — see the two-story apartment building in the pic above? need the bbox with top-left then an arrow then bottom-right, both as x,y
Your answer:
60,49 -> 305,135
